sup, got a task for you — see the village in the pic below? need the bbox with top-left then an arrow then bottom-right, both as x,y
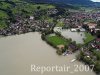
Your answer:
0,15 -> 54,36
0,0 -> 100,74
42,8 -> 100,51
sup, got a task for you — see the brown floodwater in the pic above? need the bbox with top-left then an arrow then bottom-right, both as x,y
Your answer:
0,32 -> 96,75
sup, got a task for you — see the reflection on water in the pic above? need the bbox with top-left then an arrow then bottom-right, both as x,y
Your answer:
0,32 -> 95,75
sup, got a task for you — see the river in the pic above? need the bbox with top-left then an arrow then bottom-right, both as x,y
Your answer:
0,32 -> 96,75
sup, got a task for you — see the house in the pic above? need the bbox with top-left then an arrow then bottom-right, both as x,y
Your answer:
30,16 -> 34,20
68,44 -> 77,52
83,22 -> 89,25
54,27 -> 62,32
96,38 -> 100,42
70,28 -> 77,32
57,45 -> 65,50
87,22 -> 97,29
95,28 -> 100,31
97,17 -> 100,21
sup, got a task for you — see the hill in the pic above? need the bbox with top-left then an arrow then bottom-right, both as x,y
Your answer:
0,0 -> 55,29
28,0 -> 93,6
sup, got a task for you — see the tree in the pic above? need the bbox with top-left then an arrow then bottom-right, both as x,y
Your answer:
37,6 -> 41,10
56,49 -> 62,55
83,56 -> 92,65
96,30 -> 100,38
97,20 -> 100,28
69,38 -> 72,42
72,41 -> 76,45
77,29 -> 80,32
78,51 -> 85,60
55,32 -> 61,36
82,24 -> 89,31
94,61 -> 100,73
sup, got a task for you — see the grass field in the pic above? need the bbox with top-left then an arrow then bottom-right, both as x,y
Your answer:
84,32 -> 95,44
46,35 -> 68,46
56,21 -> 64,27
12,3 -> 55,15
0,10 -> 9,19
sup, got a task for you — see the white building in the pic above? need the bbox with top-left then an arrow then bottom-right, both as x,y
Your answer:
30,16 -> 34,20
71,28 -> 77,32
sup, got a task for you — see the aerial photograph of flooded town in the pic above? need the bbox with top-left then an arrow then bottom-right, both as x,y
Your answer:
0,0 -> 100,75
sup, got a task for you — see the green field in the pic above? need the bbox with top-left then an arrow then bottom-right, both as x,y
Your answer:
84,32 -> 95,44
12,3 -> 55,15
56,21 -> 64,27
46,35 -> 68,46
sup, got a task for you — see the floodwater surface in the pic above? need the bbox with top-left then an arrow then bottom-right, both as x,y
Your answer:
54,27 -> 85,44
0,32 -> 95,75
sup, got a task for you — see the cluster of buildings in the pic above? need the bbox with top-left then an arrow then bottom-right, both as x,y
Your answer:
57,11 -> 100,34
47,8 -> 58,15
80,38 -> 100,65
56,10 -> 100,56
0,15 -> 54,36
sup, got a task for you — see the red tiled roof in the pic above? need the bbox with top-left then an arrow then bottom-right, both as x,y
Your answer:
96,38 -> 100,41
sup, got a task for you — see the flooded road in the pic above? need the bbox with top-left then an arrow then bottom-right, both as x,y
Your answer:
0,32 -> 95,75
